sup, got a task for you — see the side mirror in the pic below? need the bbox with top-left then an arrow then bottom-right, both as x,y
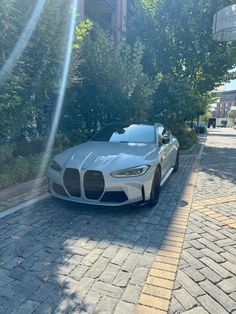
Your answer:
162,136 -> 170,144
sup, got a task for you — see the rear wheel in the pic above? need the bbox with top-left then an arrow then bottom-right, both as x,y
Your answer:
148,167 -> 161,207
173,150 -> 179,172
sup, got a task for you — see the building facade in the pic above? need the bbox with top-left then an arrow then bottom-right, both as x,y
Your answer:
78,0 -> 127,41
212,90 -> 236,120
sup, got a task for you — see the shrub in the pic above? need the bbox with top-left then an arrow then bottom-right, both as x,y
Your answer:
176,128 -> 198,151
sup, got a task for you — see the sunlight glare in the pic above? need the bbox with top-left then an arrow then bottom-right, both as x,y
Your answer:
34,0 -> 78,185
0,0 -> 47,85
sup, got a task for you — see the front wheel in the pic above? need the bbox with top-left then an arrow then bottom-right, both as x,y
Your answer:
147,167 -> 161,207
173,150 -> 179,172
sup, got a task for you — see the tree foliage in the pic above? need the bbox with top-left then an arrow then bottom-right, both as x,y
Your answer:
127,0 -> 236,128
60,27 -> 153,144
1,0 -> 236,148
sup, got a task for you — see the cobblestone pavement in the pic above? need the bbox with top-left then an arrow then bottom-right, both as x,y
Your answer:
0,150 -> 195,313
170,128 -> 236,314
1,128 -> 235,314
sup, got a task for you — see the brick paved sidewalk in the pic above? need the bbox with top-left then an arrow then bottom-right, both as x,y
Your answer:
0,129 -> 235,314
169,128 -> 236,314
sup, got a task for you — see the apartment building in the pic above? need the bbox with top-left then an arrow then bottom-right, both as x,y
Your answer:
213,90 -> 236,118
78,0 -> 127,41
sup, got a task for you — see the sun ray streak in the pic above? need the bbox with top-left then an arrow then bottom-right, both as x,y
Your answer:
0,0 -> 47,85
34,0 -> 78,185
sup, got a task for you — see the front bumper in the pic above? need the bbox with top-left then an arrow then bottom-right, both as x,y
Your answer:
47,166 -> 155,206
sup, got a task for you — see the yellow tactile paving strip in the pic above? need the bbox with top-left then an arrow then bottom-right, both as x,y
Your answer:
136,160 -> 200,313
136,145 -> 236,313
192,195 -> 236,229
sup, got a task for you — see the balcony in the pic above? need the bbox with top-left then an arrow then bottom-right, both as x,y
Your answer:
85,0 -> 116,32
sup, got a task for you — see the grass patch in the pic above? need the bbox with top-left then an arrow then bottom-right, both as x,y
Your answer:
176,128 -> 198,151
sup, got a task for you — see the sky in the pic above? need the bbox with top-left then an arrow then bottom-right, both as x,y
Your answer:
225,79 -> 236,91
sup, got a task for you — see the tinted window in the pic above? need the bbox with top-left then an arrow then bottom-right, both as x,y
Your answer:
91,124 -> 155,143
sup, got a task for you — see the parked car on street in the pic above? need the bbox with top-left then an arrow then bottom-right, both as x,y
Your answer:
47,123 -> 179,207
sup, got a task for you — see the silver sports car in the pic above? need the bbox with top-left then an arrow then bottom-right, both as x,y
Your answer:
47,123 -> 179,206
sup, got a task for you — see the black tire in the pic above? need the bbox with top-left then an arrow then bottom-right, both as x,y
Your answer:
148,167 -> 161,207
173,150 -> 179,173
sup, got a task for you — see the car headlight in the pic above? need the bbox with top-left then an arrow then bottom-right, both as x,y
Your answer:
110,165 -> 150,178
49,160 -> 62,172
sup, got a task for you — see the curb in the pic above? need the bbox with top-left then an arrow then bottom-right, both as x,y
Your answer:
0,177 -> 48,212
179,142 -> 198,156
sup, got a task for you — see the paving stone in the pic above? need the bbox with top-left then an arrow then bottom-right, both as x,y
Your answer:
99,263 -> 120,283
31,283 -> 56,302
183,267 -> 205,283
182,251 -> 204,270
176,270 -> 205,298
199,267 -> 222,284
182,306 -> 209,314
198,295 -> 228,314
83,290 -> 101,313
122,285 -> 142,304
95,295 -> 118,314
81,248 -> 103,266
198,238 -> 223,253
221,261 -> 236,275
130,267 -> 149,286
92,282 -> 123,299
0,269 -> 14,286
113,270 -> 131,288
224,245 -> 236,256
174,288 -> 198,310
218,277 -> 236,294
202,227 -> 225,240
230,292 -> 236,302
121,253 -> 140,272
200,279 -> 236,312
139,294 -> 169,311
169,297 -> 185,314
200,257 -> 231,279
86,256 -> 109,279
102,245 -> 119,259
12,299 -> 40,314
69,265 -> 88,281
112,247 -> 130,266
215,238 -> 235,247
220,251 -> 236,264
138,252 -> 155,267
114,301 -> 135,314
201,248 -> 225,263
54,297 -> 78,313
191,240 -> 205,250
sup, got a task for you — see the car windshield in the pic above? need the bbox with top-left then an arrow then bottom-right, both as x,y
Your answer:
90,124 -> 155,143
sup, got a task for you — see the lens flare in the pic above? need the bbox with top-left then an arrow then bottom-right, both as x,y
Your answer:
0,0 -> 47,85
34,0 -> 78,185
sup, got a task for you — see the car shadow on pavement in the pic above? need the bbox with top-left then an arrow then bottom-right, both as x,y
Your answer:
0,156 -> 194,313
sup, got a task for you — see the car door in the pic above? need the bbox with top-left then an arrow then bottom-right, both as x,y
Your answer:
157,126 -> 172,178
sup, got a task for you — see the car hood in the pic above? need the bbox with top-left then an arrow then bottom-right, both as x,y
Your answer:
55,141 -> 158,171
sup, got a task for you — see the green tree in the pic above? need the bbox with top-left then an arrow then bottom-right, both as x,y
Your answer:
127,0 -> 236,127
60,27 -> 154,143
